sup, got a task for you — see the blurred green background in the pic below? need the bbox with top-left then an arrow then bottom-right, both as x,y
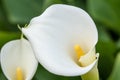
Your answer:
0,0 -> 120,80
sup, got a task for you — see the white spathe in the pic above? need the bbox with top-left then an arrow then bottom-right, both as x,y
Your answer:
22,4 -> 99,76
0,38 -> 38,80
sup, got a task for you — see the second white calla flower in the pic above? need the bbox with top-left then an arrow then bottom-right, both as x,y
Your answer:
0,38 -> 38,80
22,4 -> 99,76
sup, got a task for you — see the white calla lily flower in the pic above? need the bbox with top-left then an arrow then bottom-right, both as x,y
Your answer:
0,38 -> 38,80
22,4 -> 99,79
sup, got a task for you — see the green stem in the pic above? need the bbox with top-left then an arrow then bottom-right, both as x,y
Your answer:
20,33 -> 23,39
17,24 -> 24,39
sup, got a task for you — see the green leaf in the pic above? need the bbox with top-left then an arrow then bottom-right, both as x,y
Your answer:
96,25 -> 116,80
33,64 -> 81,80
2,0 -> 43,24
108,52 -> 120,80
0,31 -> 20,48
87,0 -> 120,34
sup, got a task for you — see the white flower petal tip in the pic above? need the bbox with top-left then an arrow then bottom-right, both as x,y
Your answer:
22,4 -> 99,76
0,38 -> 38,80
